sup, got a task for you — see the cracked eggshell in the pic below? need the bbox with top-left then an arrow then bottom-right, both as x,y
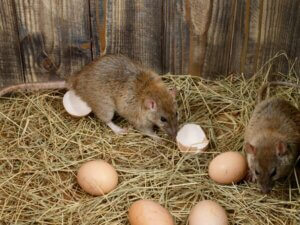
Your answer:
77,160 -> 118,196
63,90 -> 91,117
208,151 -> 248,185
189,200 -> 228,225
129,199 -> 174,225
176,123 -> 209,154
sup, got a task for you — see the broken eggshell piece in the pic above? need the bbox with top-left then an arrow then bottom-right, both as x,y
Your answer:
63,90 -> 92,117
176,123 -> 209,154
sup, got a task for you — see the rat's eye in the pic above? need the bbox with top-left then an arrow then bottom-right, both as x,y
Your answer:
286,143 -> 293,151
160,116 -> 167,122
255,169 -> 260,176
270,168 -> 277,177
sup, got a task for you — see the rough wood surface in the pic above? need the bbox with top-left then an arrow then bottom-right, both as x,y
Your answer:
256,0 -> 300,75
232,0 -> 300,77
164,0 -> 300,77
13,0 -> 92,82
0,0 -> 24,87
163,0 -> 238,77
0,0 -> 299,84
90,0 -> 164,73
163,0 -> 190,75
201,0 -> 234,78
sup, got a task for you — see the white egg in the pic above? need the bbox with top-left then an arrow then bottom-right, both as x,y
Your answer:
63,90 -> 91,117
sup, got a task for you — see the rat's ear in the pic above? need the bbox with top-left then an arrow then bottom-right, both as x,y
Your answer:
169,87 -> 177,98
276,141 -> 287,157
245,142 -> 256,155
144,98 -> 157,111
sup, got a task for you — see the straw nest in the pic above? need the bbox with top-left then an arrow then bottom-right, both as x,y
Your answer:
0,60 -> 299,225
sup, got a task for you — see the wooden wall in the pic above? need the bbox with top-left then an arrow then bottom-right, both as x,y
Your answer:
0,0 -> 299,87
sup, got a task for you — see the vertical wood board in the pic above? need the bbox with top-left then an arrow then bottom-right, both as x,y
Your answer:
256,0 -> 300,74
163,0 -> 300,77
14,0 -> 93,82
0,0 -> 299,83
91,0 -> 164,73
0,0 -> 24,87
163,0 -> 191,75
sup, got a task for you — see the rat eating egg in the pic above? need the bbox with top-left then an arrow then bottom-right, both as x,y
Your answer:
189,200 -> 228,225
77,160 -> 118,196
176,123 -> 209,154
63,90 -> 92,117
128,199 -> 174,225
208,151 -> 247,184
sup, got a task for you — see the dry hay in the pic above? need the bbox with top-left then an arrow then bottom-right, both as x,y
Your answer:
0,64 -> 300,224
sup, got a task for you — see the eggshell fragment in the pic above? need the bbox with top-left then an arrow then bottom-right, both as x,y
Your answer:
128,199 -> 174,225
189,200 -> 228,225
63,90 -> 91,117
77,160 -> 118,196
208,151 -> 247,184
176,123 -> 209,154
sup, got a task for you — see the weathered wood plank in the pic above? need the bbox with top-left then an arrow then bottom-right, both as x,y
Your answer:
256,0 -> 300,75
234,0 -> 261,76
1,0 -> 298,82
163,0 -> 235,77
91,0 -> 163,73
201,0 -> 235,78
0,0 -> 24,87
14,0 -> 92,82
164,0 -> 299,77
162,0 -> 191,75
232,0 -> 300,77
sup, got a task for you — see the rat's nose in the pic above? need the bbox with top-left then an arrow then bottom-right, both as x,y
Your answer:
171,126 -> 178,139
261,185 -> 272,194
167,126 -> 178,140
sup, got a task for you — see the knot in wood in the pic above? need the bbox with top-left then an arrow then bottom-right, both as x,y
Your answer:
41,57 -> 55,71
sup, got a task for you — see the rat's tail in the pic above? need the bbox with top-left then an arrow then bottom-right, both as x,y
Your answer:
257,81 -> 300,103
0,80 -> 67,97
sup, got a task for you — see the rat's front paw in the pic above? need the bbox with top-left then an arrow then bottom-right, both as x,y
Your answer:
140,129 -> 163,143
107,122 -> 128,135
246,170 -> 256,182
115,127 -> 128,135
150,134 -> 164,144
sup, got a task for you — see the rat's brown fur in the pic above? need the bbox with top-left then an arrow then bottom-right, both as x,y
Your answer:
0,54 -> 178,139
245,82 -> 300,193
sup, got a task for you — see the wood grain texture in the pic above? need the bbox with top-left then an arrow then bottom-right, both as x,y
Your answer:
91,0 -> 163,73
163,0 -> 191,75
164,0 -> 235,77
164,0 -> 300,77
0,0 -> 299,82
0,0 -> 24,87
14,0 -> 92,82
256,0 -> 300,75
232,0 -> 300,77
232,0 -> 261,76
201,0 -> 234,78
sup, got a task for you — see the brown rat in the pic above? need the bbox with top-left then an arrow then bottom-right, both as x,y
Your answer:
0,54 -> 178,140
244,81 -> 300,193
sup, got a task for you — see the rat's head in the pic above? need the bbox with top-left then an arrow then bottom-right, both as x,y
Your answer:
143,87 -> 178,138
245,141 -> 292,194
